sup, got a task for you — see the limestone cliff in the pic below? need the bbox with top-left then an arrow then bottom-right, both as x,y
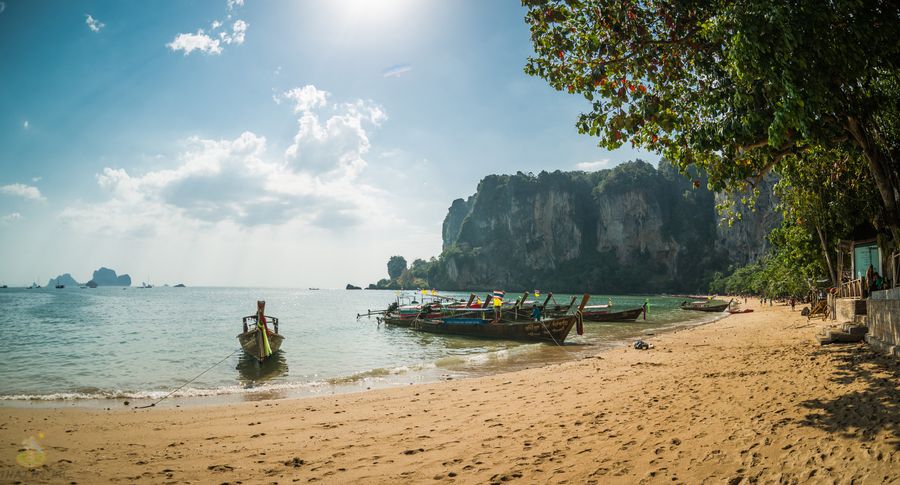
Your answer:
426,160 -> 775,293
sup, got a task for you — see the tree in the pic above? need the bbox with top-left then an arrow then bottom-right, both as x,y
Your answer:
772,148 -> 880,284
387,256 -> 407,280
523,0 -> 900,240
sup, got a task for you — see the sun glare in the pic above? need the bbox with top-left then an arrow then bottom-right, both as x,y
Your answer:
328,0 -> 420,26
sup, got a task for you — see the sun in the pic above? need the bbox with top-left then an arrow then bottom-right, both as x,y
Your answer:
328,0 -> 420,26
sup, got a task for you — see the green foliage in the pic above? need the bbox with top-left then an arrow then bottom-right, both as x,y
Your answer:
386,255 -> 407,280
709,223 -> 824,297
523,0 -> 900,237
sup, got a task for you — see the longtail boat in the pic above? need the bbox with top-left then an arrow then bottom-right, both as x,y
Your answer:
680,299 -> 731,312
581,303 -> 647,322
407,294 -> 591,343
238,300 -> 284,362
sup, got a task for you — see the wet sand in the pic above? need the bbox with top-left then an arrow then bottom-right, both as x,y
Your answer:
2,301 -> 898,484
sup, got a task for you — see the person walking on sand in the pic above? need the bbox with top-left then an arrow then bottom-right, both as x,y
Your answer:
790,297 -> 795,311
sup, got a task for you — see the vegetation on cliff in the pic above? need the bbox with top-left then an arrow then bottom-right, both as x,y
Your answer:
374,160 -> 772,293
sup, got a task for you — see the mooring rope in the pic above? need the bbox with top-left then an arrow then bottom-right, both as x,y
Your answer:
539,317 -> 563,347
135,347 -> 242,409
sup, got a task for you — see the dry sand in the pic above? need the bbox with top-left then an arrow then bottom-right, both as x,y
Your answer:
2,301 -> 898,484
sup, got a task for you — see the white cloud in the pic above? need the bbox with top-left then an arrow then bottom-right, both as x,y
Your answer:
281,85 -> 329,113
32,176 -> 42,182
220,19 -> 247,45
1,212 -> 22,224
575,159 -> 610,171
0,183 -> 45,201
282,87 -> 387,179
167,30 -> 222,55
23,120 -> 29,129
85,14 -> 105,33
383,64 -> 412,78
168,0 -> 247,56
61,85 -> 390,234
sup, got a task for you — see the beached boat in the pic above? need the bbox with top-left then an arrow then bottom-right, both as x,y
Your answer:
237,301 -> 284,362
581,303 -> 647,322
407,294 -> 591,343
680,300 -> 731,312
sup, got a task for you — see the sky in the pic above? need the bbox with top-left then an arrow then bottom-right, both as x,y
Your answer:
0,0 -> 652,287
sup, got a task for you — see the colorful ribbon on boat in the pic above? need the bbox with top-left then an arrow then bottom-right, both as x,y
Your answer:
258,315 -> 273,357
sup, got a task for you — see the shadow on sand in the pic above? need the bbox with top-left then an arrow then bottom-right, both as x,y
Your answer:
800,343 -> 900,450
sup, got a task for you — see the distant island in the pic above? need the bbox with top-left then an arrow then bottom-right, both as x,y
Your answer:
174,283 -> 186,288
91,267 -> 131,286
46,267 -> 132,288
47,273 -> 80,288
346,284 -> 362,290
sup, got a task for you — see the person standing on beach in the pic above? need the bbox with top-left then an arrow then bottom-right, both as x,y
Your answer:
790,297 -> 795,311
492,290 -> 504,323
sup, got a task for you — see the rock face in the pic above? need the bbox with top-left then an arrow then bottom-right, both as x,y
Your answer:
47,273 -> 80,287
714,174 -> 782,266
429,161 -> 777,293
91,267 -> 132,286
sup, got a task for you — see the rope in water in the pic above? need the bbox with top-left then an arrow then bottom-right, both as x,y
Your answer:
539,311 -> 577,348
135,347 -> 242,409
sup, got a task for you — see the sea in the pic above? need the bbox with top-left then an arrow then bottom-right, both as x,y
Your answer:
0,287 -> 726,407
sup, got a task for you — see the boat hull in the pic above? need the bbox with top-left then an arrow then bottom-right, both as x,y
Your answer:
680,303 -> 729,312
237,328 -> 284,361
409,315 -> 577,343
582,306 -> 645,322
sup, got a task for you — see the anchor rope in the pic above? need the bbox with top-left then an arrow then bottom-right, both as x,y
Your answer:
135,347 -> 241,409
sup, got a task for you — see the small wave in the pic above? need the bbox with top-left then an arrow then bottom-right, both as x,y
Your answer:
326,363 -> 435,385
0,380 -> 335,402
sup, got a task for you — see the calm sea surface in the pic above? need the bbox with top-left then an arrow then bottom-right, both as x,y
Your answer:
0,288 -> 725,405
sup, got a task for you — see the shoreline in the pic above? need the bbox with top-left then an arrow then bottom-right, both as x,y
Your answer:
3,301 -> 897,483
0,306 -> 730,410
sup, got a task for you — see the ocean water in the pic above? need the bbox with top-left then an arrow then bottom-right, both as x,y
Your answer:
0,288 -> 724,405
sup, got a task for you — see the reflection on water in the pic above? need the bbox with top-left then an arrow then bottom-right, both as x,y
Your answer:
236,351 -> 289,385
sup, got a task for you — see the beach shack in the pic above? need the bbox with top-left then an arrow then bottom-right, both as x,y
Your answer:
827,225 -> 900,355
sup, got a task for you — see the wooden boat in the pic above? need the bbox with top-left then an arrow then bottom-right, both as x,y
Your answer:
408,294 -> 591,343
237,300 -> 284,362
581,303 -> 647,322
680,300 -> 731,312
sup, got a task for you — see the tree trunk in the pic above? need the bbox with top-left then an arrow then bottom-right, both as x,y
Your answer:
815,223 -> 836,285
846,115 -> 900,242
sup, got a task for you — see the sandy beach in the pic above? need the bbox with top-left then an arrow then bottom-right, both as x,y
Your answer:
2,301 -> 898,484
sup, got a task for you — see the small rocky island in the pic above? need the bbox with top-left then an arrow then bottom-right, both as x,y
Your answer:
345,284 -> 362,290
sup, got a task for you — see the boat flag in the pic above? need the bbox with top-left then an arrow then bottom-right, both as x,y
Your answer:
431,289 -> 437,296
534,290 -> 540,298
492,289 -> 505,306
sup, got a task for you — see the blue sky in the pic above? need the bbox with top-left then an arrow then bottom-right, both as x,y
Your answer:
0,0 -> 651,287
